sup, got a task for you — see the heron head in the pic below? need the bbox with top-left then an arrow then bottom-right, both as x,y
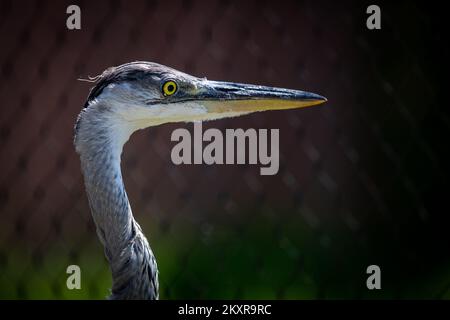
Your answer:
80,61 -> 326,129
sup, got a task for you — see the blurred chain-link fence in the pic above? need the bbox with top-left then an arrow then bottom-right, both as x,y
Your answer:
0,0 -> 449,299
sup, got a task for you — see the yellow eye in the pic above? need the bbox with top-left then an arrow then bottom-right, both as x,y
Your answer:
162,80 -> 177,96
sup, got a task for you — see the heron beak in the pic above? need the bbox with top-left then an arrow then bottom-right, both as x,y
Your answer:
197,80 -> 327,114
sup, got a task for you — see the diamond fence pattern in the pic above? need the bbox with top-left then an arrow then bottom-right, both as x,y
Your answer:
0,0 -> 449,299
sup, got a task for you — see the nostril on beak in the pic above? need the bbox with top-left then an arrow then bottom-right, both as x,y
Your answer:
215,86 -> 240,93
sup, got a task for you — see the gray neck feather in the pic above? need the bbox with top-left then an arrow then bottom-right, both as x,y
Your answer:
75,103 -> 158,300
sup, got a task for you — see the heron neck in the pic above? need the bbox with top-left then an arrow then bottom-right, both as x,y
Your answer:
75,106 -> 158,299
77,116 -> 135,254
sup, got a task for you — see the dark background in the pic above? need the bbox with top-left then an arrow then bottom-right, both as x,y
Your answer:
0,0 -> 448,299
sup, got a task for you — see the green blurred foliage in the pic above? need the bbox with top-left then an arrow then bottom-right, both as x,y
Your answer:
1,211 -> 449,299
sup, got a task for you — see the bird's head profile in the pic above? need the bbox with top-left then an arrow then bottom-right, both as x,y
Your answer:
74,61 -> 326,154
73,61 -> 327,300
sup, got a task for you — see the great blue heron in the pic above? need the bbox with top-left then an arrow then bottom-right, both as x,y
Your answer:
74,61 -> 326,299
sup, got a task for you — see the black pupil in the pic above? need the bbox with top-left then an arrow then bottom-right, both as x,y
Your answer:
167,84 -> 174,92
